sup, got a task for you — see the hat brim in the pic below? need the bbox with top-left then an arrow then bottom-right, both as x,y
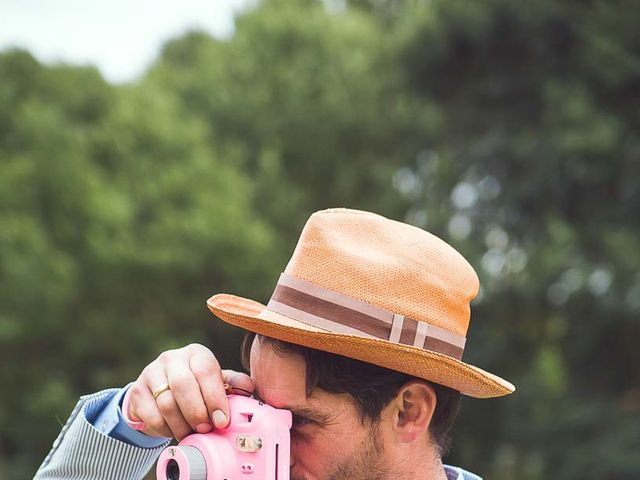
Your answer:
207,293 -> 515,398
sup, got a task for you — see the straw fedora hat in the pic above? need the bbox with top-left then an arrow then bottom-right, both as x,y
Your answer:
207,208 -> 515,398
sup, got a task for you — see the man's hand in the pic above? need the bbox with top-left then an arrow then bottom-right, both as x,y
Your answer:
125,343 -> 254,440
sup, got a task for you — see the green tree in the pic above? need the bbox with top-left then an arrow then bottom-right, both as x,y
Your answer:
388,1 -> 640,478
0,50 -> 276,477
144,0 -> 426,247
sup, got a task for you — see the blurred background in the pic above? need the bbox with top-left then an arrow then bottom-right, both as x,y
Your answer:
1,0 -> 639,478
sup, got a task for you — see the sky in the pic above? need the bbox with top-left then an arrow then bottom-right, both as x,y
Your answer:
0,0 -> 249,83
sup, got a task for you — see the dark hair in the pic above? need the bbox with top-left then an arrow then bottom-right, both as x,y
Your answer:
240,332 -> 461,456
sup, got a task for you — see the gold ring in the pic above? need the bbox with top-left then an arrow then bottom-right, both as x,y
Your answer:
152,383 -> 171,400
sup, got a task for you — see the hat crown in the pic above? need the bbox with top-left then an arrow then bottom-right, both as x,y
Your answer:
283,208 -> 480,338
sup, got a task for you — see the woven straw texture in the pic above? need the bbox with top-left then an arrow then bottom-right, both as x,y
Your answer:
208,208 -> 515,398
283,208 -> 478,337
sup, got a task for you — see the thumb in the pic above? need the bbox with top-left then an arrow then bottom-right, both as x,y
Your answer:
222,369 -> 255,397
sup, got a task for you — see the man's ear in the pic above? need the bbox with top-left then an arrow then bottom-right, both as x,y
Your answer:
391,381 -> 437,443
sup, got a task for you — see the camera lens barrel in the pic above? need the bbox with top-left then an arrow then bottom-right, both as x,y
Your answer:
161,445 -> 207,480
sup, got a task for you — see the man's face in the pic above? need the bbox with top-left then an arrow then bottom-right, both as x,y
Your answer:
249,338 -> 397,480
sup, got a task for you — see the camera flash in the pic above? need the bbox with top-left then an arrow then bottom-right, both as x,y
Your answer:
236,435 -> 263,452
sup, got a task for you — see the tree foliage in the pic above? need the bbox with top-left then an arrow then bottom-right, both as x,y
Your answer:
1,0 -> 638,478
0,49 -> 276,477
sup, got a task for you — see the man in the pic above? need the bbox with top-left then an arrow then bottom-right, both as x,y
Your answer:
36,208 -> 515,479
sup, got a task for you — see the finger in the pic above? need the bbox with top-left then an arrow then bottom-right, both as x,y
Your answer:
144,368 -> 192,440
188,351 -> 230,428
166,360 -> 213,433
154,389 -> 193,440
222,369 -> 255,396
127,381 -> 173,438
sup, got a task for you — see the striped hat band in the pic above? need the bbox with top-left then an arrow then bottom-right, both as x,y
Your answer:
265,273 -> 466,360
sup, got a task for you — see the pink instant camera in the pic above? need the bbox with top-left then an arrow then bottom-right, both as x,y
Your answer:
156,395 -> 292,480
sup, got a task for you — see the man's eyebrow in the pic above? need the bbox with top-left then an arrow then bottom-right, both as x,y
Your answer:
288,406 -> 332,423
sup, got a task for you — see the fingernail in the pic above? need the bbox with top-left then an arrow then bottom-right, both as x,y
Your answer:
212,410 -> 227,428
195,423 -> 212,434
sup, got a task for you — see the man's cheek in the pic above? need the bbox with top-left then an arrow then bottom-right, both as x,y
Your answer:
289,475 -> 310,480
291,436 -> 318,462
291,428 -> 314,446
291,440 -> 325,476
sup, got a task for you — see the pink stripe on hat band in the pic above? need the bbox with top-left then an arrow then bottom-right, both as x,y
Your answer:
265,273 -> 466,360
389,314 -> 404,343
267,300 -> 378,338
277,273 -> 391,321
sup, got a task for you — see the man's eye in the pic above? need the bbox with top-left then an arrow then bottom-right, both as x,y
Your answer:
292,415 -> 313,427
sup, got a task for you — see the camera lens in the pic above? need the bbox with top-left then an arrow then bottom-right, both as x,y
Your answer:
166,459 -> 180,480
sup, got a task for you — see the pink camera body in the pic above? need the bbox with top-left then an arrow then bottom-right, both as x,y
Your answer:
156,395 -> 292,480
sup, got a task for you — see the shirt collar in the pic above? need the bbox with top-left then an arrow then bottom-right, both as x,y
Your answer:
443,464 -> 482,480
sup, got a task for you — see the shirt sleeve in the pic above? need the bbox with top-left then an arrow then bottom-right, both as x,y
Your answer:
90,384 -> 170,448
35,389 -> 170,480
